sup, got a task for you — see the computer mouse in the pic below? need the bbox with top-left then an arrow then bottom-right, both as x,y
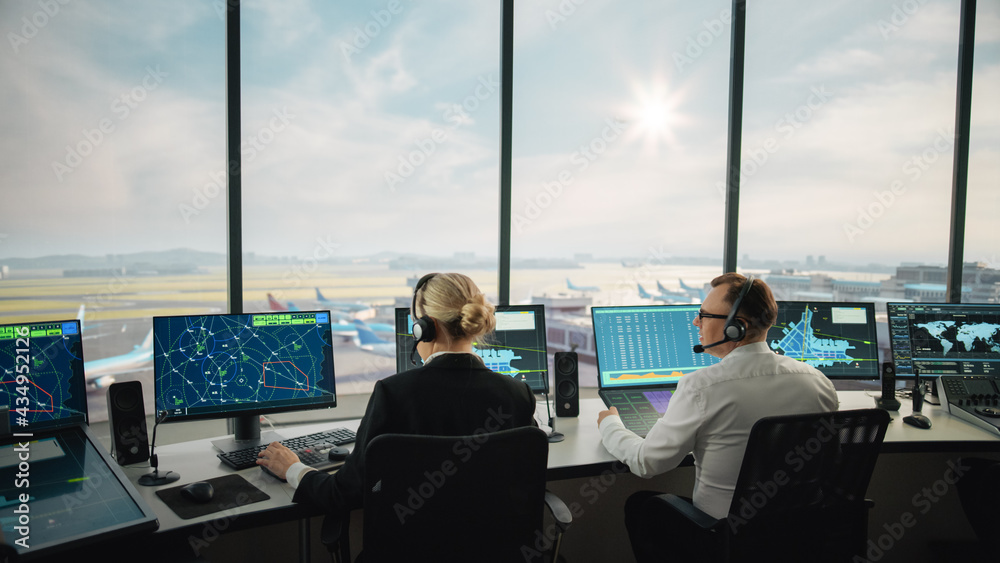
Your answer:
903,414 -> 932,429
327,446 -> 350,462
179,481 -> 215,503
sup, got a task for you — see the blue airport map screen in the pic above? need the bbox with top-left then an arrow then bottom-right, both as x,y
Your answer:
394,305 -> 550,393
153,312 -> 336,420
592,305 -> 720,388
0,320 -> 87,431
766,302 -> 879,380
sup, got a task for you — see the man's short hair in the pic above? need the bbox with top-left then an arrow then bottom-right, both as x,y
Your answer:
710,273 -> 777,340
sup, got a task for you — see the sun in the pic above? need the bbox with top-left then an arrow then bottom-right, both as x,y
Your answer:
621,76 -> 685,155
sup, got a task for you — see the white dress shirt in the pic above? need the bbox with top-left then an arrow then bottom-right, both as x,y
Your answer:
599,341 -> 839,519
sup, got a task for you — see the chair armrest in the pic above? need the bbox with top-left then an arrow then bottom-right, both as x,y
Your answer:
544,490 -> 573,533
647,493 -> 719,531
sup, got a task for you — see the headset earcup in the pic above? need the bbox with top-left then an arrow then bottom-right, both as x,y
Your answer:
725,319 -> 746,342
413,316 -> 436,342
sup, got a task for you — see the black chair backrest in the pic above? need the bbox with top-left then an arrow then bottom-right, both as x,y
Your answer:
362,426 -> 550,562
729,408 -> 889,522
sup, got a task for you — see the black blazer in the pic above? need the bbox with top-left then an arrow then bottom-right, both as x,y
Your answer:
293,353 -> 537,512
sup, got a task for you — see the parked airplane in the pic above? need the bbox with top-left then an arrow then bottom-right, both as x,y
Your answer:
315,288 -> 371,312
84,328 -> 153,389
679,279 -> 708,300
638,283 -> 687,303
76,304 -> 123,339
352,319 -> 395,357
330,318 -> 395,338
656,280 -> 692,301
566,278 -> 600,292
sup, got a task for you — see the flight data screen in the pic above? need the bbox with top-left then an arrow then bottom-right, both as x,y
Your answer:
0,320 -> 87,432
592,305 -> 720,388
153,312 -> 336,420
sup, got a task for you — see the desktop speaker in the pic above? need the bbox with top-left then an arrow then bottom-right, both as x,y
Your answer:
876,362 -> 901,411
107,381 -> 150,465
554,351 -> 579,417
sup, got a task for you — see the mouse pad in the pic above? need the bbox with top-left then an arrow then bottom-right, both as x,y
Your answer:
156,474 -> 270,520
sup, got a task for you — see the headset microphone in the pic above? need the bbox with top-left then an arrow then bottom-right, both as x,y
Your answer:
692,274 -> 755,354
693,342 -> 721,354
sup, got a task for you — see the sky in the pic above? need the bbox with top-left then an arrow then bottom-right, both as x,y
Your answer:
0,0 -> 996,268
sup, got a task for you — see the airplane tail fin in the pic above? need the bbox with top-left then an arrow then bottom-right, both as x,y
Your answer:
353,319 -> 388,345
315,287 -> 327,302
656,280 -> 669,294
138,328 -> 154,351
77,304 -> 86,331
679,278 -> 693,291
267,293 -> 288,311
287,302 -> 300,312
638,283 -> 651,299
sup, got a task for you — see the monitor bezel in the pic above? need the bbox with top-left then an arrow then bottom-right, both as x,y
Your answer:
768,301 -> 881,381
152,311 -> 338,425
886,301 -> 1000,379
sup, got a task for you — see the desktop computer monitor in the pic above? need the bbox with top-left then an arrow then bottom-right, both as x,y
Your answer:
153,311 -> 337,450
887,302 -> 1000,378
0,319 -> 88,432
394,305 -> 550,393
591,304 -> 720,388
766,301 -> 880,380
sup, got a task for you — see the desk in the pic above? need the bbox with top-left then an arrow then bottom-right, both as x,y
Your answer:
123,391 -> 1000,562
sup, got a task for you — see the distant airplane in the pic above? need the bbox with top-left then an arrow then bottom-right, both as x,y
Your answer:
315,287 -> 371,312
678,279 -> 707,300
267,293 -> 300,312
621,260 -> 643,268
84,328 -> 153,389
638,283 -> 686,303
352,319 -> 395,357
566,278 -> 600,292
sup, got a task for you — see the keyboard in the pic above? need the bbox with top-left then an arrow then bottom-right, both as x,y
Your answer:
217,427 -> 357,470
599,390 -> 674,437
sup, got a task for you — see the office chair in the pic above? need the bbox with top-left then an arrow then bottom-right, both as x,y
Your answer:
345,426 -> 571,563
636,408 -> 889,563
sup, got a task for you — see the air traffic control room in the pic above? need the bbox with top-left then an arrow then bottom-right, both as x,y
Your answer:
1,1 -> 998,562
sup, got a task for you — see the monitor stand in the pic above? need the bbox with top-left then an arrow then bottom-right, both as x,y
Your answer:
211,414 -> 284,453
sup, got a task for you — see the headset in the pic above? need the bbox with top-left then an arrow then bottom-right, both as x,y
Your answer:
693,274 -> 755,353
723,273 -> 755,342
409,273 -> 438,365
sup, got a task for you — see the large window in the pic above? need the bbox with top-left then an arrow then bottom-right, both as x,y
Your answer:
0,1 -> 226,420
241,1 -> 501,394
740,0 -> 960,279
964,0 -> 1000,303
509,1 -> 731,386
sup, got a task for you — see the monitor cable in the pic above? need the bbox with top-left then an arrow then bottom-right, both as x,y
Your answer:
138,411 -> 180,486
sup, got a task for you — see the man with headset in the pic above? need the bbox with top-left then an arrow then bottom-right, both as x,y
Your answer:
596,273 -> 838,561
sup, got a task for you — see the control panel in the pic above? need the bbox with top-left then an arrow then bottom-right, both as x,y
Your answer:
938,375 -> 1000,435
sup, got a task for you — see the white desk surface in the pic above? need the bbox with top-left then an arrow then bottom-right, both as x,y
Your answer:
125,391 -> 1000,534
